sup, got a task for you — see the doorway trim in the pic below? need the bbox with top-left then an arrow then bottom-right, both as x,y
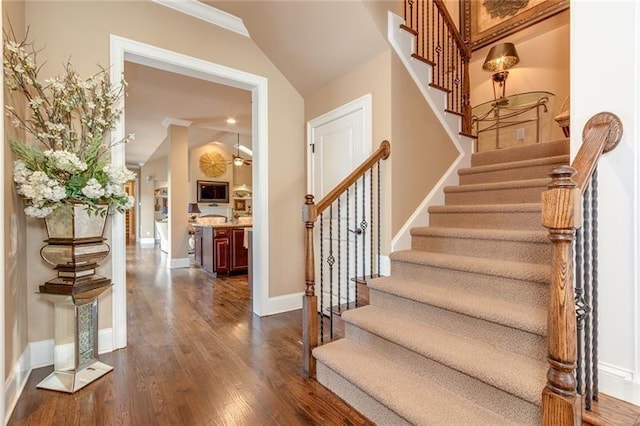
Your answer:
110,35 -> 269,350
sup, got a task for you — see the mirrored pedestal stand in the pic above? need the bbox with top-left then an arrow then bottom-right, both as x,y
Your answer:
37,284 -> 113,393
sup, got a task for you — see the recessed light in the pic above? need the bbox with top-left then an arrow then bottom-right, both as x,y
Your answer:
226,118 -> 236,125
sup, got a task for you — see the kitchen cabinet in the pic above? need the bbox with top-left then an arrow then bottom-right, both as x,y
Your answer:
197,225 -> 248,276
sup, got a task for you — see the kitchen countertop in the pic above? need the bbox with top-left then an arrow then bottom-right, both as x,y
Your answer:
192,223 -> 252,228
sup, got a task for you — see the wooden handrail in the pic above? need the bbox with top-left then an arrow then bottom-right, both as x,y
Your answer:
315,140 -> 390,215
433,0 -> 471,60
541,112 -> 622,425
572,112 -> 622,193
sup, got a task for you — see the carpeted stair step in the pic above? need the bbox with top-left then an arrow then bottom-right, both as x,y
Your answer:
410,226 -> 551,264
458,155 -> 569,185
368,276 -> 546,359
471,139 -> 569,167
428,203 -> 543,231
444,177 -> 551,205
341,306 -> 546,421
390,250 -> 549,306
314,338 -> 520,425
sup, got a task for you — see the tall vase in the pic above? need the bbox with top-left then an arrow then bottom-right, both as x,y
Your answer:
39,204 -> 111,294
37,203 -> 114,393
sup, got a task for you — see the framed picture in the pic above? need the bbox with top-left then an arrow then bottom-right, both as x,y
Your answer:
462,0 -> 569,51
234,199 -> 246,211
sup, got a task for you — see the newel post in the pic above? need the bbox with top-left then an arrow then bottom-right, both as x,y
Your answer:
302,194 -> 318,378
541,166 -> 582,426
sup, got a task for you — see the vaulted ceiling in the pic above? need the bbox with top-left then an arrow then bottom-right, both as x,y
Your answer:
125,1 -> 395,166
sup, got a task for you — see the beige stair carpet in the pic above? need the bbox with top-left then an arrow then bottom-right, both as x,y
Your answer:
313,140 -> 569,425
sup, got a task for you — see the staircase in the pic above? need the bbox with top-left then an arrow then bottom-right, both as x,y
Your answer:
313,139 -> 570,425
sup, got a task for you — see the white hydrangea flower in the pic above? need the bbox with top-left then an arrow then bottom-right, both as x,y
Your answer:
13,160 -> 31,184
44,150 -> 87,173
81,178 -> 105,199
24,205 -> 53,218
103,164 -> 136,185
105,183 -> 126,197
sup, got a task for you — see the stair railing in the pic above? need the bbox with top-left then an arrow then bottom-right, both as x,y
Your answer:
541,112 -> 622,425
403,0 -> 472,134
302,140 -> 391,377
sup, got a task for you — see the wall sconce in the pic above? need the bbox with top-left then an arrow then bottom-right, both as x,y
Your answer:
483,42 -> 520,105
145,175 -> 154,182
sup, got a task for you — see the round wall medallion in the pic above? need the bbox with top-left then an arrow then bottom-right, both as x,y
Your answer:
199,151 -> 227,177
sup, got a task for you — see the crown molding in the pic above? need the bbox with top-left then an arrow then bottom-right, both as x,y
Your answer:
152,0 -> 249,38
162,117 -> 193,128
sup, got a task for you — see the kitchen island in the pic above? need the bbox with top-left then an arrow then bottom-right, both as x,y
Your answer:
193,223 -> 251,276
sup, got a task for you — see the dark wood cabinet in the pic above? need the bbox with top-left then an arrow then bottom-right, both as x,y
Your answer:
214,229 -> 230,274
197,225 -> 248,276
230,228 -> 248,272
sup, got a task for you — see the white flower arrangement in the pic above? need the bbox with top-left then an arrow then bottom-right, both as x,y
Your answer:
4,30 -> 136,218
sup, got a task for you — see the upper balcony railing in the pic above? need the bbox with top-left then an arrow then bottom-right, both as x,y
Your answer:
403,0 -> 472,135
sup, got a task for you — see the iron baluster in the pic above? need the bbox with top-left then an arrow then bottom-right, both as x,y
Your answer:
361,174 -> 367,290
354,179 -> 359,307
377,161 -> 381,275
583,179 -> 593,410
346,187 -> 350,310
319,212 -> 324,344
337,198 -> 342,315
575,224 -> 585,395
591,169 -> 600,401
370,168 -> 374,279
328,206 -> 335,339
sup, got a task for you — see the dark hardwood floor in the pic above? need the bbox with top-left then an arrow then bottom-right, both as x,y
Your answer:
9,244 -> 372,425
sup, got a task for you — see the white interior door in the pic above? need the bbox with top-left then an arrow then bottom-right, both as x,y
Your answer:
307,94 -> 372,315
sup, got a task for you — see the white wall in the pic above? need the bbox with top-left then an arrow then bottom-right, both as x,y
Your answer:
572,0 -> 640,405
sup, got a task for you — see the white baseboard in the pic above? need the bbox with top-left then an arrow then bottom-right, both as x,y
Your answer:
262,292 -> 304,316
599,362 -> 640,405
30,339 -> 54,368
167,257 -> 190,269
99,328 -> 114,354
138,237 -> 155,245
5,346 -> 32,424
30,327 -> 115,369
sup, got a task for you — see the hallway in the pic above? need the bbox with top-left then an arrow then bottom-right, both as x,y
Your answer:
9,245 -> 370,425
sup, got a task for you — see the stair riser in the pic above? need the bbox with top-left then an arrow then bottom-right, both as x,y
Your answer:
391,260 -> 548,307
316,362 -> 412,426
411,234 -> 551,264
471,140 -> 569,167
344,323 -> 541,424
369,289 -> 546,360
429,210 -> 543,231
459,162 -> 565,185
445,185 -> 546,205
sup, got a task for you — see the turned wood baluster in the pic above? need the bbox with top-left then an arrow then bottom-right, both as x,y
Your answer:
302,194 -> 318,378
541,166 -> 582,426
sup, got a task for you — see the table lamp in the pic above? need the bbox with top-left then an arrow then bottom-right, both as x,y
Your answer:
483,42 -> 520,105
188,202 -> 201,221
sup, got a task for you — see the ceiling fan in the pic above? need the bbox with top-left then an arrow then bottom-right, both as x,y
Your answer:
229,133 -> 252,166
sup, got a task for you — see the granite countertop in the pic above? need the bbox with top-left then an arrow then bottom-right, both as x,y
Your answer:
192,222 -> 252,228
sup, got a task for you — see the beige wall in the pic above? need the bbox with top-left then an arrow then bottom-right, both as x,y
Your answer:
305,50 -> 393,253
469,10 -> 569,142
390,55 -> 458,234
4,0 -> 28,380
24,0 -> 305,341
140,156 -> 168,240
